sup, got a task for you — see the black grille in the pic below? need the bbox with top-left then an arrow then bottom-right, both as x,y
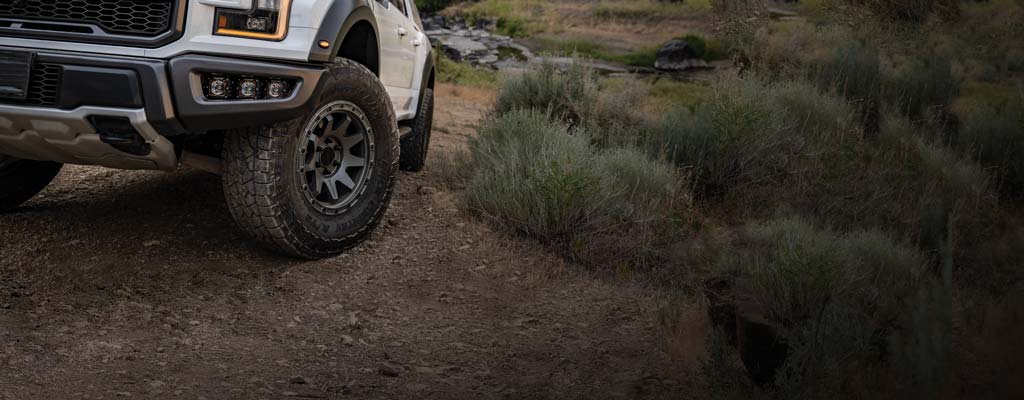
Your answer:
0,63 -> 61,107
26,63 -> 61,107
0,0 -> 175,37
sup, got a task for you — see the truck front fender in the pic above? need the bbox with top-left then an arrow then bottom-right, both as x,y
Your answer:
308,0 -> 378,66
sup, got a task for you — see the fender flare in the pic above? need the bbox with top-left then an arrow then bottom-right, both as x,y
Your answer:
309,0 -> 379,64
415,51 -> 435,115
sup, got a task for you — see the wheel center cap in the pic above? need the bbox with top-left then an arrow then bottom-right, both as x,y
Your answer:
320,147 -> 337,167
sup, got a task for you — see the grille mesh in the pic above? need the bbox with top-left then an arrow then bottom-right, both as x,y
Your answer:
26,63 -> 61,107
0,0 -> 175,36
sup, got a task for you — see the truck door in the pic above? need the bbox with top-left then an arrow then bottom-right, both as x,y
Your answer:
373,0 -> 417,113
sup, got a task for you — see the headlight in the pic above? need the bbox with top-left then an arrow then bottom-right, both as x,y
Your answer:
215,0 -> 292,41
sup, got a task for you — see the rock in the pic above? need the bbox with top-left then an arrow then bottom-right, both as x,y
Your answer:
654,40 -> 713,72
142,240 -> 161,247
289,375 -> 308,385
423,15 -> 445,31
417,186 -> 438,196
440,36 -> 489,62
474,17 -> 497,31
379,363 -> 401,377
341,335 -> 354,346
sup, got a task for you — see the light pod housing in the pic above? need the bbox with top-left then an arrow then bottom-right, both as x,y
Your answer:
201,73 -> 295,101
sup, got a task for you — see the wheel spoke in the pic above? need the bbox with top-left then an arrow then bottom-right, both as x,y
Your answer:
324,178 -> 340,200
303,155 -> 317,172
332,170 -> 357,189
342,156 -> 365,169
341,133 -> 364,151
311,173 -> 325,197
321,115 -> 334,133
327,115 -> 352,137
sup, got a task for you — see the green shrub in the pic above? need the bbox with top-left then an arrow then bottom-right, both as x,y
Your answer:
772,79 -> 858,137
467,110 -> 599,239
957,105 -> 1024,195
816,40 -> 882,109
414,0 -> 459,12
494,62 -> 597,127
605,48 -> 660,67
723,217 -> 927,390
465,110 -> 684,269
854,0 -> 960,22
493,61 -> 650,146
884,55 -> 960,120
436,52 -> 496,87
458,0 -> 544,38
649,77 -> 850,199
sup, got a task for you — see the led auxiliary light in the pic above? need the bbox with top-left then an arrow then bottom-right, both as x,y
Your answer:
238,79 -> 259,99
215,0 -> 292,41
208,77 -> 229,98
201,73 -> 295,101
267,80 -> 286,99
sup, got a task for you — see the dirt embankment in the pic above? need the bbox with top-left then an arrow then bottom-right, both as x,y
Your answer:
0,85 -> 693,399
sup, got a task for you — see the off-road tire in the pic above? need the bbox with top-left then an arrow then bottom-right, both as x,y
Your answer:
221,58 -> 400,259
399,87 -> 434,172
0,156 -> 62,212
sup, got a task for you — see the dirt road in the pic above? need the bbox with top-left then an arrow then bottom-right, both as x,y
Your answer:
0,86 -> 687,399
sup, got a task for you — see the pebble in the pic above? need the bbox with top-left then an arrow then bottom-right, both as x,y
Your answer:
379,363 -> 401,377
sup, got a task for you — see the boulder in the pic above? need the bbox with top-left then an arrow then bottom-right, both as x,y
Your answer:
654,39 -> 712,72
439,36 -> 490,62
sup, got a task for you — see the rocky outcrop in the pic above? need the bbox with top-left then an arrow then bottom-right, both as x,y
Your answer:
423,16 -> 534,68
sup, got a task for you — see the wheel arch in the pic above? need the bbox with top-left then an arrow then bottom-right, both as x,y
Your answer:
309,0 -> 380,76
415,52 -> 435,116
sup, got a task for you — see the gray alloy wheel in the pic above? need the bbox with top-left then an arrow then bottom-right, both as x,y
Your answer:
297,101 -> 375,214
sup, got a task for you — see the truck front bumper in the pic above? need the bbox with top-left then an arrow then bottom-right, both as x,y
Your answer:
0,47 -> 326,170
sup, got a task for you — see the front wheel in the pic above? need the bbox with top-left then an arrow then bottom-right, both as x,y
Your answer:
0,155 -> 62,212
221,59 -> 399,259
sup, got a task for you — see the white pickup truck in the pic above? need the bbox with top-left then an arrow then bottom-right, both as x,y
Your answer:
0,0 -> 436,258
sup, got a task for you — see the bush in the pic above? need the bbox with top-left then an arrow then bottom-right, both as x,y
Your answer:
721,217 -> 928,391
494,62 -> 597,127
854,0 -> 960,22
466,110 -> 682,237
436,52 -> 496,86
493,61 -> 650,146
815,40 -> 882,132
465,110 -> 684,269
884,55 -> 960,120
415,0 -> 460,13
467,110 -> 598,239
957,105 -> 1024,196
649,77 -> 852,200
